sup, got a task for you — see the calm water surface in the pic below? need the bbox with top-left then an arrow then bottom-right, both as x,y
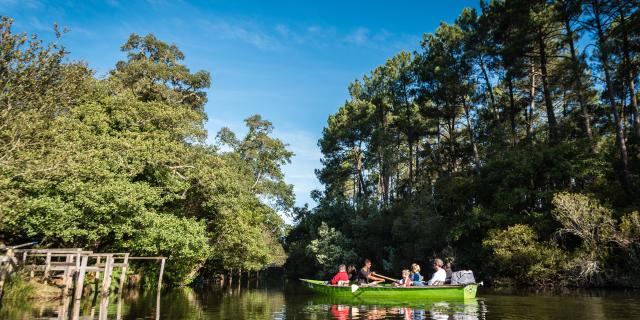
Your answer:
2,282 -> 640,319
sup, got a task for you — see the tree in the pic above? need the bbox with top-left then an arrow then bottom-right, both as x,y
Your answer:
0,19 -> 290,285
217,114 -> 295,211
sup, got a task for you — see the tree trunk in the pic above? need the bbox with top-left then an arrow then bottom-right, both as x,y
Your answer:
563,13 -> 596,149
448,110 -> 456,173
618,5 -> 640,139
507,75 -> 518,146
538,30 -> 559,144
408,138 -> 414,189
479,56 -> 499,121
592,0 -> 633,193
527,62 -> 536,142
463,97 -> 481,172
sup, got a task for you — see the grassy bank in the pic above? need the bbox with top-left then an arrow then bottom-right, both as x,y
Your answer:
2,272 -> 62,301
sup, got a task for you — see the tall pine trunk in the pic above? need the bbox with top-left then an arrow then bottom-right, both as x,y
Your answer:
563,12 -> 596,149
592,0 -> 633,193
618,5 -> 640,139
527,63 -> 536,142
538,30 -> 559,144
507,74 -> 518,146
479,56 -> 499,121
463,96 -> 481,171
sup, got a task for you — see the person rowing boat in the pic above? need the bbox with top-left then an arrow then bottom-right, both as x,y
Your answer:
357,259 -> 386,285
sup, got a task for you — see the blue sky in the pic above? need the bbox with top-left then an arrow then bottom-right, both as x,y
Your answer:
3,0 -> 479,214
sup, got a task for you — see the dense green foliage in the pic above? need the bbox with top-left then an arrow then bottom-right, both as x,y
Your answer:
0,17 -> 292,285
286,0 -> 640,286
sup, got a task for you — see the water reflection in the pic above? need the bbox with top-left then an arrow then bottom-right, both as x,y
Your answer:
3,284 -> 640,319
315,300 -> 481,320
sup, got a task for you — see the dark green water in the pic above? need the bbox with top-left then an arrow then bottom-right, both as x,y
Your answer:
3,282 -> 640,319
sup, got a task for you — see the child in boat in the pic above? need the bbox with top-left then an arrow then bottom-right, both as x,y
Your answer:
330,264 -> 350,286
410,263 -> 424,286
395,269 -> 412,287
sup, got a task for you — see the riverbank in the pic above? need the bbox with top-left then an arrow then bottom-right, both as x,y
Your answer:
1,274 -> 61,301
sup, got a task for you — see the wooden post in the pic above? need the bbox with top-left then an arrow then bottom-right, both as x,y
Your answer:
99,293 -> 109,320
155,287 -> 161,320
101,255 -> 114,295
63,254 -> 73,295
74,255 -> 89,300
96,256 -> 101,281
118,253 -> 129,292
157,258 -> 165,292
75,250 -> 81,270
0,248 -> 16,299
116,292 -> 123,320
43,252 -> 51,279
59,294 -> 70,320
71,297 -> 81,320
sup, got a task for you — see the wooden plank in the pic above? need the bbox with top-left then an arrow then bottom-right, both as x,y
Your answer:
128,257 -> 166,260
73,255 -> 88,300
43,252 -> 51,279
95,256 -> 101,281
155,289 -> 161,320
100,255 -> 114,295
118,253 -> 129,292
89,253 -> 128,257
0,242 -> 37,250
157,258 -> 165,292
62,254 -> 73,296
14,248 -> 88,253
0,248 -> 16,299
99,293 -> 109,320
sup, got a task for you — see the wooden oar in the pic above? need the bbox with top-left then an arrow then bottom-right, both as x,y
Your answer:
371,272 -> 399,282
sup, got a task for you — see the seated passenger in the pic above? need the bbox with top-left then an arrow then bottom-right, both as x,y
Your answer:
357,259 -> 385,285
444,262 -> 453,284
330,264 -> 350,286
395,269 -> 412,287
410,263 -> 424,286
427,258 -> 446,285
347,265 -> 357,282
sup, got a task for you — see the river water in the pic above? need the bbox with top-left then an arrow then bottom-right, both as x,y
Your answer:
2,281 -> 640,319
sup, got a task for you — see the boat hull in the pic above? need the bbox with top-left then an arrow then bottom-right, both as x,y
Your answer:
300,279 -> 477,301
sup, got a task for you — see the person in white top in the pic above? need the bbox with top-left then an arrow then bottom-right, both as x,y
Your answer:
427,258 -> 447,285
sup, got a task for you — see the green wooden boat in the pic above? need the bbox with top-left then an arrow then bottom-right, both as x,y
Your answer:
300,279 -> 478,301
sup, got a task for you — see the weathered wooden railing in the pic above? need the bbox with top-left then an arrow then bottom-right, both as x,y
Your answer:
0,242 -> 38,299
1,244 -> 166,301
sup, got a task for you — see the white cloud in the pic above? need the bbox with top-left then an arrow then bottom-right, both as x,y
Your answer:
0,0 -> 42,9
198,19 -> 279,50
344,27 -> 370,45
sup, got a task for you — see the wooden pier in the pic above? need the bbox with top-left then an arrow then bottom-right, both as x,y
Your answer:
0,242 -> 166,300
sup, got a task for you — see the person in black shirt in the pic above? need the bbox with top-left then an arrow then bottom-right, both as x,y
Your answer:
357,259 -> 385,285
347,265 -> 357,282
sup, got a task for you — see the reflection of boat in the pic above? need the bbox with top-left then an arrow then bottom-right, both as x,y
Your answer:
306,298 -> 481,320
300,279 -> 478,301
309,293 -> 479,308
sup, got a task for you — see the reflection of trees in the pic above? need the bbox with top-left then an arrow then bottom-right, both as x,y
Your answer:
206,287 -> 286,319
120,288 -> 204,319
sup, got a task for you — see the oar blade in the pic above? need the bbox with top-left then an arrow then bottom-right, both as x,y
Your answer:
351,284 -> 359,293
